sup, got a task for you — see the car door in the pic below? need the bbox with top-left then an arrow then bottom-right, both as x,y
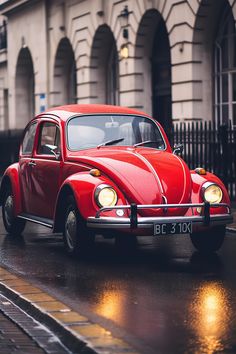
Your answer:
19,120 -> 38,214
27,120 -> 62,219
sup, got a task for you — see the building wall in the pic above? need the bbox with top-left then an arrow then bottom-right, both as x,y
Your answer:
0,62 -> 7,130
6,0 -> 47,128
0,14 -> 7,130
0,0 -> 235,130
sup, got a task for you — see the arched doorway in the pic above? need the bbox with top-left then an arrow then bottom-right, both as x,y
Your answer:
52,38 -> 76,106
15,47 -> 34,127
90,25 -> 119,105
135,10 -> 172,134
152,17 -> 172,133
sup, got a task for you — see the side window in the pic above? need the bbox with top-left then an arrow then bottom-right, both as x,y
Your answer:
22,122 -> 37,155
37,122 -> 60,156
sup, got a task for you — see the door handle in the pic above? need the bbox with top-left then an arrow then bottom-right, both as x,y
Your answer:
28,160 -> 36,167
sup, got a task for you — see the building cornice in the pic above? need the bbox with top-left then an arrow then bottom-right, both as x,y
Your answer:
0,0 -> 32,15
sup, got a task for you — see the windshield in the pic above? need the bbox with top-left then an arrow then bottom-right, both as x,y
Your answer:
67,115 -> 166,151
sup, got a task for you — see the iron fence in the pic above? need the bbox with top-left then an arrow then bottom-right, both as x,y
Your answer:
171,121 -> 236,201
0,122 -> 235,201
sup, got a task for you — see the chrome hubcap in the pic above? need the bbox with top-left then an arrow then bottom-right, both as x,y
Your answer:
65,210 -> 77,250
4,195 -> 14,227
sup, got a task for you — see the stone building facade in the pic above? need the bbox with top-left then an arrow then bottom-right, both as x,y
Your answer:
0,0 -> 235,133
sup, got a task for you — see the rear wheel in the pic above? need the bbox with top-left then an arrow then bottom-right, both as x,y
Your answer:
2,187 -> 26,236
190,225 -> 226,253
63,196 -> 95,255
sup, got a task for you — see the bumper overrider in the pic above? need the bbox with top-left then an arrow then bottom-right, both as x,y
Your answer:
87,202 -> 233,234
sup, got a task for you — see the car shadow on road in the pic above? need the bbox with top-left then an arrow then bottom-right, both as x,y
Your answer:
0,231 -> 224,277
70,235 -> 225,276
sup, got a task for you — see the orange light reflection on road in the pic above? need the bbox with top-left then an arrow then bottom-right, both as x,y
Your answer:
189,282 -> 231,354
95,289 -> 125,322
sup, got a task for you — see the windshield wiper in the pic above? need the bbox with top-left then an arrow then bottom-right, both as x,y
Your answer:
133,140 -> 156,147
97,138 -> 124,148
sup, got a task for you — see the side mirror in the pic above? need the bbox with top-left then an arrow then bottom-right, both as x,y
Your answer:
51,149 -> 61,160
173,143 -> 183,155
45,144 -> 61,160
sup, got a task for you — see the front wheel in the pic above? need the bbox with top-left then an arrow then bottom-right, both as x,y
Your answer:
2,188 -> 26,236
63,196 -> 95,255
190,225 -> 226,253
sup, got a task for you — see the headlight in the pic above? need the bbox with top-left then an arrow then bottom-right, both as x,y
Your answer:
202,183 -> 223,204
95,184 -> 118,207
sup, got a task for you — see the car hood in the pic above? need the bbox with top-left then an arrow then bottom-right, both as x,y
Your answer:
69,148 -> 192,215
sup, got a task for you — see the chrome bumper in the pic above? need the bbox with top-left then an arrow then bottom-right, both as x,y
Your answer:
87,202 -> 233,230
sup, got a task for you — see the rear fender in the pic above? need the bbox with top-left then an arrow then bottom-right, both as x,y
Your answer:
0,163 -> 22,216
53,172 -> 125,233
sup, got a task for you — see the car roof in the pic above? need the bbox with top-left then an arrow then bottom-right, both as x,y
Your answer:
38,104 -> 150,122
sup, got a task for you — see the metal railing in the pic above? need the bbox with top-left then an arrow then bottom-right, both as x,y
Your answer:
171,121 -> 236,200
0,121 -> 235,200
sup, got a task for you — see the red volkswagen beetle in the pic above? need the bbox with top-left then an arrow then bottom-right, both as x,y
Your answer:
0,104 -> 233,254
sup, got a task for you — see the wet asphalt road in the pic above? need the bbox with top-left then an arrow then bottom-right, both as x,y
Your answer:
0,218 -> 236,354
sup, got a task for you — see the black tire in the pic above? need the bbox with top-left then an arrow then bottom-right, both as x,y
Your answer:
190,225 -> 226,253
63,196 -> 95,255
2,187 -> 26,236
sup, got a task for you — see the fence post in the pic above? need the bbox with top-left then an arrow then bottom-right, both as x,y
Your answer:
219,124 -> 228,187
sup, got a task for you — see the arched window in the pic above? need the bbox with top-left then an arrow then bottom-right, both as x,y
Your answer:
214,3 -> 236,126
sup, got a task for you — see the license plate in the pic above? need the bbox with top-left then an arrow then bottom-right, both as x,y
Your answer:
154,222 -> 192,236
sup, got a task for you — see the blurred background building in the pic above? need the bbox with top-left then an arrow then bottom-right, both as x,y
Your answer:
0,0 -> 235,198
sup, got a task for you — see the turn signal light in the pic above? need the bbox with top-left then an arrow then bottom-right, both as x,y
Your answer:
195,167 -> 207,175
90,169 -> 101,177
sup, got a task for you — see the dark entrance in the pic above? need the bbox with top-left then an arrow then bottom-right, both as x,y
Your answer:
90,25 -> 119,105
53,38 -> 76,106
15,47 -> 35,128
152,18 -> 172,135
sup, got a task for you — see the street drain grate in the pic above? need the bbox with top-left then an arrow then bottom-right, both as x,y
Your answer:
0,293 -> 72,354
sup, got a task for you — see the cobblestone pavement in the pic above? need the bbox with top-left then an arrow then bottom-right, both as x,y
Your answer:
0,311 -> 45,354
0,292 -> 71,354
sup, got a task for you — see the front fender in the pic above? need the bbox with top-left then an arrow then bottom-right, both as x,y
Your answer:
0,163 -> 22,216
190,171 -> 231,214
53,172 -> 126,232
64,172 -> 106,218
